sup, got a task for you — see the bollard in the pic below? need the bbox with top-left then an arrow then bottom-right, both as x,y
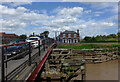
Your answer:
29,42 -> 31,66
38,40 -> 40,56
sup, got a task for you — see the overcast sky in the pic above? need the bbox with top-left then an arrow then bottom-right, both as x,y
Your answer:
0,1 -> 118,38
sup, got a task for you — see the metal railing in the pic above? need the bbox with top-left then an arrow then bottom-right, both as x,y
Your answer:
0,38 -> 55,81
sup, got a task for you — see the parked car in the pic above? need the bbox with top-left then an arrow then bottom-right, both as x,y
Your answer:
38,35 -> 45,40
4,40 -> 29,59
26,37 -> 40,48
38,35 -> 45,45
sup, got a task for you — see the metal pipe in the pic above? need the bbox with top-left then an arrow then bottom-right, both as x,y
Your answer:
38,40 -> 40,56
1,47 -> 5,81
44,39 -> 45,51
5,47 -> 7,81
29,42 -> 31,66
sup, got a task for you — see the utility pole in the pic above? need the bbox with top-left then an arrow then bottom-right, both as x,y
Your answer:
55,32 -> 57,40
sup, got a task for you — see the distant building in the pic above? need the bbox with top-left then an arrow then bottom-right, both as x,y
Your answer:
0,32 -> 19,42
60,30 -> 80,43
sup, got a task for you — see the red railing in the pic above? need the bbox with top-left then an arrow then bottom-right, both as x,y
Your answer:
1,38 -> 55,81
27,43 -> 55,82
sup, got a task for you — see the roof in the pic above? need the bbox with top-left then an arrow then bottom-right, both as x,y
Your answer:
0,32 -> 19,37
62,30 -> 77,34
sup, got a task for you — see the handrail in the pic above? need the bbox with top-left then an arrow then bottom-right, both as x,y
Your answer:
27,43 -> 55,82
2,38 -> 51,48
1,38 -> 54,81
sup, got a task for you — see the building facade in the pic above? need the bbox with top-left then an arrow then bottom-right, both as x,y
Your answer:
60,30 -> 80,43
0,32 -> 19,42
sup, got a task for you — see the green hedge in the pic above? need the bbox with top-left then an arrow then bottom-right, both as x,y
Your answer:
80,40 -> 118,43
57,44 -> 120,49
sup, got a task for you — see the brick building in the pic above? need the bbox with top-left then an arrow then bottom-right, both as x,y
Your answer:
0,32 -> 19,42
60,30 -> 80,43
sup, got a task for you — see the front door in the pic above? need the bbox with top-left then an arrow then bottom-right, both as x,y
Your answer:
68,39 -> 71,43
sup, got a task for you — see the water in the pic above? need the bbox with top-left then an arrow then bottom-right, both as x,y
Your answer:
86,59 -> 118,80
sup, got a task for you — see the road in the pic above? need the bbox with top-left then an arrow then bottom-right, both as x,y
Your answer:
0,45 -> 51,80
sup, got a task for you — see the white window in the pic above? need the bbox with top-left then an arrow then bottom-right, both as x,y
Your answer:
74,34 -> 76,38
62,39 -> 66,43
62,39 -> 67,43
68,39 -> 71,43
68,34 -> 71,38
63,34 -> 66,38
73,39 -> 78,43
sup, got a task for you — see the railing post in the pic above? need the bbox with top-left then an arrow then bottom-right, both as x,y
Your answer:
38,40 -> 40,56
1,47 -> 5,82
29,42 -> 31,66
49,39 -> 50,48
5,47 -> 7,81
44,39 -> 45,51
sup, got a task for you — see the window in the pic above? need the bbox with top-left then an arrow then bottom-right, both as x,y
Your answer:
63,34 -> 66,38
68,39 -> 71,43
74,34 -> 76,38
28,38 -> 38,40
75,40 -> 76,43
73,39 -> 78,43
62,39 -> 67,43
64,40 -> 65,43
68,34 -> 71,38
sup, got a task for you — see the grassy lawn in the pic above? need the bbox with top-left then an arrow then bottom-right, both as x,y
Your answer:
57,44 -> 120,49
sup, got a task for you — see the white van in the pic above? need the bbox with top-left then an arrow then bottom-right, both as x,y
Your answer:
26,37 -> 40,48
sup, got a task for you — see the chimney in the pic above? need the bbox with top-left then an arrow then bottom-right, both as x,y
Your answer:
33,32 -> 35,36
77,29 -> 79,34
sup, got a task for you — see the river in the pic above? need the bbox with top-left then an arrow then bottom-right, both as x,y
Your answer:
86,59 -> 118,80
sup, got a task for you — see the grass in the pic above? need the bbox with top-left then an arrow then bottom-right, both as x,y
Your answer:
57,44 -> 120,49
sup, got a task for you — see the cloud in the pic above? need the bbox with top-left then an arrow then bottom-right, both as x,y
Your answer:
0,5 -> 29,17
94,12 -> 104,14
102,22 -> 115,27
58,7 -> 83,17
0,5 -> 17,15
0,4 -> 52,34
62,0 -> 119,2
10,2 -> 32,7
0,0 -> 33,2
85,10 -> 92,13
0,0 -> 33,7
90,3 -> 118,14
95,14 -> 100,16
0,3 -> 118,38
0,19 -> 27,32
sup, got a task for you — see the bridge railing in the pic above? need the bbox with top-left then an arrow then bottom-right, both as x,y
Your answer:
0,38 -> 55,82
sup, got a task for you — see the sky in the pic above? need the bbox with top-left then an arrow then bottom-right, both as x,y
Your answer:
0,1 -> 119,38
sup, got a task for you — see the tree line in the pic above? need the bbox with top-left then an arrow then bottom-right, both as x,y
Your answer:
19,31 -> 49,40
81,32 -> 120,43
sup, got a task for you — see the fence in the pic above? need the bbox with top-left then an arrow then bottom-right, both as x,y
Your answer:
0,38 -> 54,81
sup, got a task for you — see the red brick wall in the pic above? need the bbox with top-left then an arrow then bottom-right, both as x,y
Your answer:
60,33 -> 80,42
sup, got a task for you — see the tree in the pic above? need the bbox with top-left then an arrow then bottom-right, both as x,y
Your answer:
96,35 -> 102,41
19,34 -> 27,40
83,36 -> 92,42
40,31 -> 49,38
91,37 -> 97,42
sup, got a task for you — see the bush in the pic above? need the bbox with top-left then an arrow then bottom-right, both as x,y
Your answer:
57,44 -> 120,49
107,38 -> 118,42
